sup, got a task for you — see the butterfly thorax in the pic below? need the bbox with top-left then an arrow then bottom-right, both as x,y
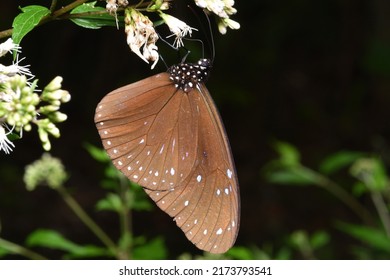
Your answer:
168,58 -> 212,93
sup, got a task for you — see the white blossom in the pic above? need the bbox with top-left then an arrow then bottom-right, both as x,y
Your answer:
125,8 -> 159,69
0,125 -> 15,154
217,18 -> 240,34
160,13 -> 197,48
0,38 -> 20,57
194,0 -> 239,33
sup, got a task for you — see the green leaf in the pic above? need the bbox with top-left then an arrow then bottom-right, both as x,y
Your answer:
133,237 -> 167,259
0,247 -> 10,257
26,229 -> 108,258
319,150 -> 365,175
273,141 -> 301,166
131,183 -> 154,211
266,167 -> 319,186
336,222 -> 390,253
310,231 -> 330,249
96,192 -> 122,212
70,2 -> 119,29
226,246 -> 254,260
84,143 -> 110,163
12,5 -> 50,45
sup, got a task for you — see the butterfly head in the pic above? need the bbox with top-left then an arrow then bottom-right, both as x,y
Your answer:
168,58 -> 212,93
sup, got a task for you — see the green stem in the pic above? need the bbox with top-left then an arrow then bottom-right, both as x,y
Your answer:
0,237 -> 46,259
370,191 -> 390,237
301,166 -> 375,226
56,185 -> 118,257
0,29 -> 12,39
49,0 -> 58,13
118,175 -> 132,259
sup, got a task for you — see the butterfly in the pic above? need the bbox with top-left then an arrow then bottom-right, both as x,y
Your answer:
95,58 -> 240,253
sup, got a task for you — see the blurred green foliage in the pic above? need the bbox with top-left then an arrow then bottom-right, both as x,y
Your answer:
263,141 -> 390,259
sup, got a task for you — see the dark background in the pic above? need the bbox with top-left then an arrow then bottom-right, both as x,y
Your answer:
1,0 -> 390,259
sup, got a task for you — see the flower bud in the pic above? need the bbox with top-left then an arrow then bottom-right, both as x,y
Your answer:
50,112 -> 67,123
45,76 -> 63,92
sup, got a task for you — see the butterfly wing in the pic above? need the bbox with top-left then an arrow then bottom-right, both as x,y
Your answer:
95,73 -> 240,253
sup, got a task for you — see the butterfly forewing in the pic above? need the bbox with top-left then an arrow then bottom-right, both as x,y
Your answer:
95,63 -> 240,253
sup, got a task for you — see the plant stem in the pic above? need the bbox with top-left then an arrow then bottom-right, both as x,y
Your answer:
118,175 -> 132,259
49,0 -> 58,13
302,166 -> 375,226
0,238 -> 46,259
0,29 -> 13,40
56,185 -> 119,257
370,191 -> 390,237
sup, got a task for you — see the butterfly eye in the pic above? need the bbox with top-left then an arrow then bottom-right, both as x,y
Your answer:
95,59 -> 240,253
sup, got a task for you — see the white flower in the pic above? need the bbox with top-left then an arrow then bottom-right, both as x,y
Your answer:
160,13 -> 197,48
106,0 -> 118,14
0,38 -> 20,57
0,125 -> 15,154
0,54 -> 34,88
194,0 -> 239,33
125,8 -> 159,69
143,41 -> 159,69
105,0 -> 128,13
0,56 -> 33,78
217,18 -> 240,34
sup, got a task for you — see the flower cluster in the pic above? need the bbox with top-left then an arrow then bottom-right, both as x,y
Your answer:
0,39 -> 70,154
24,153 -> 68,191
125,8 -> 159,69
194,0 -> 240,34
105,0 -> 239,68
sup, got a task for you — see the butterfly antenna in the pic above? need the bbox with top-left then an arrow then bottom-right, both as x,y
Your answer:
204,11 -> 216,63
187,5 -> 216,62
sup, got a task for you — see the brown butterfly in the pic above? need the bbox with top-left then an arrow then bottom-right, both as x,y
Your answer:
95,59 -> 240,253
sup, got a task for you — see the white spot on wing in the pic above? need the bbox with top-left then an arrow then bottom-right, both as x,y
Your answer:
196,175 -> 202,182
139,138 -> 145,144
184,200 -> 189,206
159,144 -> 165,154
118,161 -> 123,166
225,188 -> 229,195
216,189 -> 221,196
203,229 -> 207,235
227,168 -> 233,179
216,228 -> 223,235
170,167 -> 175,175
107,141 -> 112,146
